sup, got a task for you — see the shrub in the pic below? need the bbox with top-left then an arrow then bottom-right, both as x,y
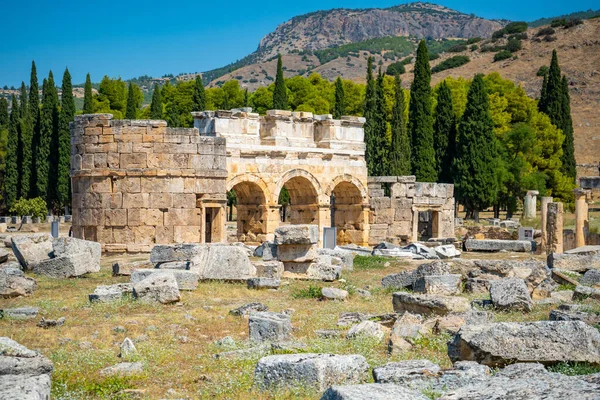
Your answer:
536,65 -> 549,76
470,44 -> 478,51
480,45 -> 505,53
492,29 -> 505,39
493,50 -> 513,62
385,61 -> 406,76
10,197 -> 47,219
536,27 -> 555,36
467,37 -> 482,44
429,52 -> 440,61
400,56 -> 413,65
564,18 -> 583,28
509,32 -> 528,40
544,35 -> 557,42
291,285 -> 323,299
447,44 -> 468,53
504,21 -> 528,34
431,55 -> 470,73
505,38 -> 522,53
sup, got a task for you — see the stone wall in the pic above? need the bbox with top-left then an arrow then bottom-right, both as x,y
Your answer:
368,176 -> 455,245
70,114 -> 227,253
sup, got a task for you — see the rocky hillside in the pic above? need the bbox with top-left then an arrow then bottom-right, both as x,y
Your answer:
257,2 -> 504,60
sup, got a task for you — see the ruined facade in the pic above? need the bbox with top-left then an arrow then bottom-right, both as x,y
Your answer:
71,109 -> 456,251
70,114 -> 227,252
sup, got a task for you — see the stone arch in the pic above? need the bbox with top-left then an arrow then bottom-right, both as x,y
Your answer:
227,174 -> 270,243
327,175 -> 368,245
324,174 -> 368,203
275,169 -> 321,225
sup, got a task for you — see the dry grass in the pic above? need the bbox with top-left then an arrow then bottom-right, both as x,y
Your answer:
0,252 -> 594,399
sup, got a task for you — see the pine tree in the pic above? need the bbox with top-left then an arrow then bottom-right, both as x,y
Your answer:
37,73 -> 59,204
272,54 -> 288,110
538,50 -> 576,181
389,74 -> 411,176
29,61 -> 40,195
0,98 -> 8,127
333,77 -> 345,119
83,73 -> 93,114
409,40 -> 436,182
5,96 -> 19,208
433,81 -> 456,183
243,89 -> 249,107
125,82 -> 138,119
150,84 -> 162,119
57,68 -> 75,210
192,76 -> 206,111
19,82 -> 33,199
454,74 -> 499,221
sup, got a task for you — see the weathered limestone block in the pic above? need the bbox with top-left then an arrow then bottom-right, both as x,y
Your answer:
448,321 -> 600,366
254,353 -> 369,391
0,268 -> 37,298
52,237 -> 101,273
89,283 -> 133,303
306,256 -> 342,281
247,277 -> 280,290
373,359 -> 441,386
277,244 -> 318,262
548,246 -> 600,272
0,337 -> 53,399
11,233 -> 53,270
253,241 -> 278,261
321,384 -> 429,400
130,269 -> 200,290
413,274 -> 462,295
252,261 -> 284,279
249,312 -> 292,343
318,248 -> 354,270
274,225 -> 319,245
464,239 -> 534,252
33,252 -> 98,279
392,293 -> 471,316
489,278 -> 533,312
132,272 -> 180,304
346,320 -> 384,341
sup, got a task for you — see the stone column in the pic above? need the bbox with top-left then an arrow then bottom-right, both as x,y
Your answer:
317,204 -> 331,246
573,189 -> 591,248
523,190 -> 539,219
360,205 -> 370,246
411,208 -> 419,243
264,204 -> 282,242
546,202 -> 563,254
540,196 -> 553,250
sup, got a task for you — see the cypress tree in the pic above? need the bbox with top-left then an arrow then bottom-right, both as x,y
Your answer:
83,73 -> 93,114
433,81 -> 456,183
19,82 -> 33,199
29,61 -> 40,196
5,96 -> 19,208
58,68 -> 75,210
192,76 -> 206,111
125,82 -> 138,119
150,84 -> 162,119
37,73 -> 59,204
272,54 -> 288,110
363,57 -> 379,175
409,40 -> 436,182
0,98 -> 8,127
538,50 -> 576,181
243,89 -> 249,107
389,74 -> 411,176
454,74 -> 499,221
333,77 -> 345,119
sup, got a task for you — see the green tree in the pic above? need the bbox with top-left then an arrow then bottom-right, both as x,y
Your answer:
37,73 -> 59,204
433,81 -> 456,183
125,82 -> 138,119
165,101 -> 181,127
150,84 -> 162,119
538,50 -> 576,181
5,96 -> 20,208
388,75 -> 411,175
272,54 -> 288,110
94,76 -> 127,118
192,75 -> 206,111
333,77 -> 345,119
29,62 -> 40,196
0,98 -> 8,127
83,73 -> 93,113
58,68 -> 75,210
454,74 -> 499,221
409,40 -> 436,182
363,58 -> 387,176
19,82 -> 33,199
243,89 -> 249,107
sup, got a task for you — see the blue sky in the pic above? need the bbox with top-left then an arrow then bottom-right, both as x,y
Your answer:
0,0 -> 597,86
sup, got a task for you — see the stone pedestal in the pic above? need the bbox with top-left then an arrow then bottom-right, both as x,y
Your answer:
573,189 -> 591,248
540,197 -> 553,250
546,202 -> 563,254
523,190 -> 539,219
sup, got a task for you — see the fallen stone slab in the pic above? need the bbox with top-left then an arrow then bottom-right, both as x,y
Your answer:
252,261 -> 284,279
274,225 -> 319,245
489,278 -> 533,312
229,302 -> 268,317
32,253 -> 93,279
254,353 -> 369,391
393,293 -> 471,316
548,247 -> 600,272
322,287 -> 348,300
0,337 -> 53,399
434,245 -> 461,259
318,248 -> 354,271
388,312 -> 425,353
306,256 -> 342,281
337,312 -> 370,327
249,312 -> 292,343
581,269 -> 600,287
346,321 -> 384,341
448,321 -> 600,367
130,269 -> 199,290
551,269 -> 580,286
413,274 -> 462,295
373,359 -> 441,386
457,259 -> 548,293
52,237 -> 101,273
247,277 -> 281,290
36,317 -> 65,328
464,239 -> 534,253
372,248 -> 416,258
382,262 -> 451,290
465,278 -> 492,294
10,233 -> 53,270
132,272 -> 180,304
573,285 -> 600,300
439,362 -> 600,400
550,309 -> 600,326
277,244 -> 318,262
254,241 -> 278,261
382,271 -> 416,290
321,383 -> 429,400
150,243 -> 204,263
0,307 -> 39,319
403,243 -> 439,260
0,268 -> 36,298
156,261 -> 191,270
0,249 -> 8,264
531,277 -> 559,299
112,260 -> 153,276
89,283 -> 133,303
193,244 -> 256,281
100,362 -> 143,376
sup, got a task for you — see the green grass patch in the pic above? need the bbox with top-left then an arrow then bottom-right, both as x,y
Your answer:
547,362 -> 600,375
557,283 -> 576,291
291,285 -> 323,299
354,255 -> 388,270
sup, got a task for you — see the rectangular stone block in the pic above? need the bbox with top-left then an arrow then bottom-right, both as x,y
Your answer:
113,177 -> 141,193
171,193 -> 196,209
150,193 -> 173,209
120,153 -> 147,169
104,209 -> 127,227
277,244 -> 318,262
164,208 -> 200,226
173,226 -> 201,243
141,209 -> 164,226
155,226 -> 174,244
101,193 -> 123,209
112,227 -> 135,244
122,193 -> 150,209
107,152 -> 120,168
133,226 -> 156,244
274,225 -> 319,245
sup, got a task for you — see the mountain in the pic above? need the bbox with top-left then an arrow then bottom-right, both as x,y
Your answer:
529,9 -> 600,28
202,2 -> 506,84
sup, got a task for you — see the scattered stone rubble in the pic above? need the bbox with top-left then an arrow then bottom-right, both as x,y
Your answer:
0,337 -> 53,399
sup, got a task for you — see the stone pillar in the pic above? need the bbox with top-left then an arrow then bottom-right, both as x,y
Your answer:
317,204 -> 331,246
540,196 -> 553,250
411,208 -> 419,243
264,205 -> 281,242
360,205 -> 370,246
546,202 -> 563,254
523,190 -> 539,219
573,189 -> 591,248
